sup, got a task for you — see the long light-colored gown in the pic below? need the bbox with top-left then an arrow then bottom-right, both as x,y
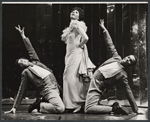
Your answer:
61,21 -> 95,112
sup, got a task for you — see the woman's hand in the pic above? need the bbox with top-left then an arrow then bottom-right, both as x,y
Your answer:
4,108 -> 16,114
71,20 -> 88,44
76,43 -> 84,49
70,20 -> 80,30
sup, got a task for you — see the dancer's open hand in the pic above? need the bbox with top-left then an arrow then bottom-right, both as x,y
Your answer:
15,25 -> 25,34
15,25 -> 26,39
99,19 -> 106,30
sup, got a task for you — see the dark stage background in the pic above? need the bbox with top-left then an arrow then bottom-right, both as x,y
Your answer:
2,3 -> 148,106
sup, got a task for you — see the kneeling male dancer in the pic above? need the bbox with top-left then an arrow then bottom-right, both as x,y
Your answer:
4,25 -> 65,114
85,19 -> 141,115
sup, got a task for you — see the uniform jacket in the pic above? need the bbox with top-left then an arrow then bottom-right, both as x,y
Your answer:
13,37 -> 58,109
98,30 -> 138,113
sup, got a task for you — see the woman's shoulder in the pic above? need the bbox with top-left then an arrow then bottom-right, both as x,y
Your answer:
79,21 -> 87,32
79,21 -> 86,25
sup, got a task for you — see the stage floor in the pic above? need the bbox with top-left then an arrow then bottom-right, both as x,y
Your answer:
2,104 -> 148,120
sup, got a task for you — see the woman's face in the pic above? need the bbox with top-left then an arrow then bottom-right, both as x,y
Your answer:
70,10 -> 79,20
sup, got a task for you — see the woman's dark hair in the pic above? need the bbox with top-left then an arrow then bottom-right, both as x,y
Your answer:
71,7 -> 84,21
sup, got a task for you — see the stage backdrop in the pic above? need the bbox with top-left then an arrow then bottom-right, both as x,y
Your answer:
2,3 -> 148,106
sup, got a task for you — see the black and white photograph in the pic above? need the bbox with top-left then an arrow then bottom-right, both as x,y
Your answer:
1,1 -> 148,120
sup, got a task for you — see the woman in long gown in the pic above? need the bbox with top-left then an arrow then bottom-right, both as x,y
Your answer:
61,7 -> 96,113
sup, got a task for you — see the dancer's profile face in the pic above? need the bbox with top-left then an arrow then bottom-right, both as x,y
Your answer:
121,55 -> 136,67
18,59 -> 30,68
70,10 -> 79,20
